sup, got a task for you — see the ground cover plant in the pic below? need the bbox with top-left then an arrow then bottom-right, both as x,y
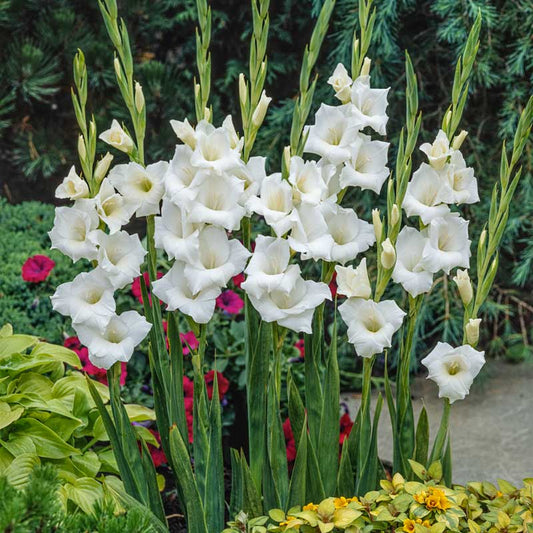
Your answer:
13,0 -> 533,531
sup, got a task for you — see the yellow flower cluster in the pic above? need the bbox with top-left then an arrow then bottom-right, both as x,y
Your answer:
414,486 -> 451,511
403,517 -> 431,532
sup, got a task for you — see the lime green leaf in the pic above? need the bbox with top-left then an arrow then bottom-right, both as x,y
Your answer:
124,403 -> 156,421
31,342 -> 81,368
0,333 -> 38,359
0,402 -> 24,429
4,453 -> 40,488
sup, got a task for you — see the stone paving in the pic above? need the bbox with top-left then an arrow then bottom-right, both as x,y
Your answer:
342,360 -> 533,486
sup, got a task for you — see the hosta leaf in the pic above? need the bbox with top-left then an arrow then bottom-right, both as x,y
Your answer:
0,401 -> 24,429
4,453 -> 40,488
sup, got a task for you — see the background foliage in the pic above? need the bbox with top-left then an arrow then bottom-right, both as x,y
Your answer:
0,0 -> 531,367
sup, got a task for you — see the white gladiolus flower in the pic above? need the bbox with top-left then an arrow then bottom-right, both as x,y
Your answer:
99,119 -> 134,153
288,156 -> 330,205
190,125 -> 242,174
75,311 -> 152,370
340,134 -> 390,194
222,115 -> 243,150
184,226 -> 251,293
328,63 -> 352,103
242,236 -> 300,299
164,145 -> 200,204
233,156 -> 267,208
323,204 -> 375,264
154,200 -> 200,262
109,161 -> 168,217
49,200 -> 99,261
304,104 -> 361,165
152,262 -> 220,324
170,118 -> 197,148
421,342 -> 485,403
185,171 -> 246,230
246,173 -> 296,236
335,259 -> 371,299
55,166 -> 89,200
392,227 -> 433,297
339,298 -> 406,357
402,163 -> 453,224
51,269 -> 115,330
420,129 -> 452,170
247,275 -> 331,333
421,214 -> 471,274
349,76 -> 389,135
95,230 -> 146,290
446,151 -> 479,204
94,179 -> 136,234
288,203 -> 334,261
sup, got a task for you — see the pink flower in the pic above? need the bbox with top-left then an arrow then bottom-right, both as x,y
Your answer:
205,370 -> 229,400
295,339 -> 305,358
21,255 -> 55,283
216,290 -> 244,314
84,360 -> 127,386
180,331 -> 199,355
183,376 -> 194,398
232,273 -> 245,288
131,271 -> 163,305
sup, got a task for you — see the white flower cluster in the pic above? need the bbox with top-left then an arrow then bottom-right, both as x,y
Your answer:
49,142 -> 154,369
392,129 -> 479,297
151,117 -> 252,323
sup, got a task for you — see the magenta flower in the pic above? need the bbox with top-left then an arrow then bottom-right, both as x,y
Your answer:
180,331 -> 199,355
21,255 -> 55,283
216,290 -> 244,314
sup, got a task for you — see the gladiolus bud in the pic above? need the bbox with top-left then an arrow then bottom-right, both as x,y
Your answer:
252,90 -> 272,127
238,73 -> 247,107
78,135 -> 86,161
94,152 -> 114,184
113,57 -> 122,81
452,130 -> 468,150
282,145 -> 291,175
134,82 -> 145,113
453,269 -> 473,306
479,229 -> 487,250
194,83 -> 201,99
203,107 -> 211,121
443,109 -> 452,132
372,209 -> 383,241
466,318 -> 481,345
381,238 -> 396,269
391,204 -> 400,227
361,57 -> 371,76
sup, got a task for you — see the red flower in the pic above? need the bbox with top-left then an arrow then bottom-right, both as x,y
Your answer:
183,376 -> 194,398
216,290 -> 244,314
64,336 -> 89,366
184,397 -> 194,443
21,255 -> 55,283
180,331 -> 199,355
232,273 -> 245,288
329,271 -> 338,298
295,339 -> 305,358
204,370 -> 229,400
147,429 -> 167,468
283,418 -> 297,462
339,412 -> 354,445
84,360 -> 127,387
131,272 -> 163,305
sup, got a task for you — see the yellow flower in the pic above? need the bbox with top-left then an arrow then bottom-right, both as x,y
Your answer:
414,491 -> 427,504
303,502 -> 319,512
403,518 -> 417,532
279,516 -> 300,530
415,487 -> 451,511
334,496 -> 350,508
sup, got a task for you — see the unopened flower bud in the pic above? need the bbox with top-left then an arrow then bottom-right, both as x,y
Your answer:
194,83 -> 201,99
452,130 -> 468,150
203,107 -> 211,121
381,238 -> 396,270
361,57 -> 371,77
335,259 -> 371,299
479,228 -> 487,251
134,82 -> 145,113
443,109 -> 452,131
465,318 -> 481,345
78,135 -> 86,161
238,73 -> 247,107
453,269 -> 473,306
372,208 -> 383,241
391,204 -> 400,227
282,145 -> 291,175
252,90 -> 272,127
94,152 -> 114,184
113,57 -> 122,81
89,119 -> 96,139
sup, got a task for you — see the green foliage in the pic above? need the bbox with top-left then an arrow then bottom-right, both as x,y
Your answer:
0,325 -> 158,514
0,464 -> 157,533
225,472 -> 533,532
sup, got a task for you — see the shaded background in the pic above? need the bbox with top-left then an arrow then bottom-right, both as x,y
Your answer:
0,0 -> 532,366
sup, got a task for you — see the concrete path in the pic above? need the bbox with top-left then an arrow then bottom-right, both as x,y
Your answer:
341,360 -> 533,486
